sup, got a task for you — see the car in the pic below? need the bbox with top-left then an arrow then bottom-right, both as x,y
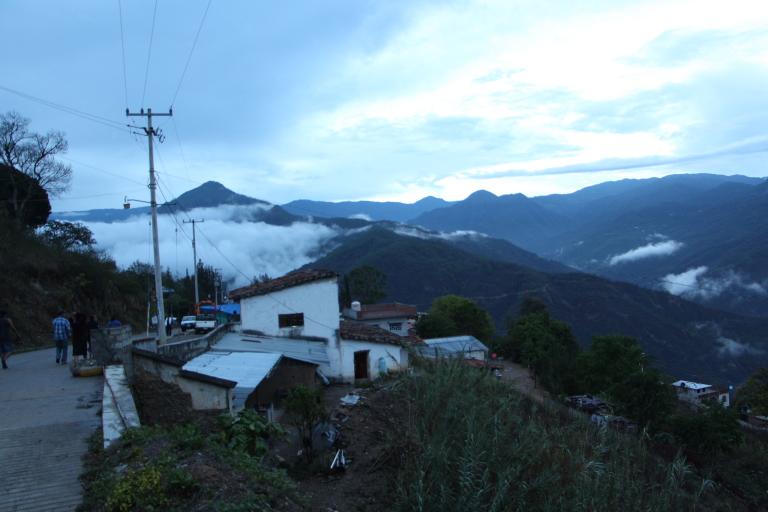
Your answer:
180,315 -> 196,332
194,314 -> 216,334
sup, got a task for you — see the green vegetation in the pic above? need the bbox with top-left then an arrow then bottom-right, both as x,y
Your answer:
80,415 -> 300,512
735,367 -> 768,415
501,298 -> 580,394
416,294 -> 495,342
390,362 -> 725,511
283,385 -> 327,461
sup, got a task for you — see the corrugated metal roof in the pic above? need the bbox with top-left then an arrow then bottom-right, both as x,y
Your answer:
423,335 -> 488,353
182,350 -> 282,409
417,335 -> 488,359
672,380 -> 712,390
214,332 -> 330,367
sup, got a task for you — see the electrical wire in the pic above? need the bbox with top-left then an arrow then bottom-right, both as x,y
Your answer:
170,0 -> 213,107
141,0 -> 159,106
0,84 -> 130,132
117,0 -> 130,108
58,155 -> 147,187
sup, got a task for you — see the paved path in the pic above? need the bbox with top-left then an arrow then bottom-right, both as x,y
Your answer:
0,348 -> 102,512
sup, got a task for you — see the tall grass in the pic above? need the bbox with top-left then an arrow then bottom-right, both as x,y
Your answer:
391,362 -> 722,512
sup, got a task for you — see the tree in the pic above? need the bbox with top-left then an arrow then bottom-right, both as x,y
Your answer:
670,403 -> 743,454
344,265 -> 387,305
416,295 -> 495,342
507,307 -> 580,394
0,112 -> 72,223
0,163 -> 51,227
735,368 -> 768,416
283,385 -> 326,461
609,368 -> 675,429
575,335 -> 649,394
40,220 -> 95,250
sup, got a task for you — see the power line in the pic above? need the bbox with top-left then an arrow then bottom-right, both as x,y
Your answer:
171,0 -> 213,107
58,155 -> 147,187
117,0 -> 130,108
0,84 -> 129,132
141,0 -> 159,106
194,224 -> 339,331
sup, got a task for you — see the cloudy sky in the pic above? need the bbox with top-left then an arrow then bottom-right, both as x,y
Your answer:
3,0 -> 768,211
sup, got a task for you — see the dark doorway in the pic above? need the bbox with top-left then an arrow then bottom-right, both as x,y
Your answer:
354,350 -> 369,380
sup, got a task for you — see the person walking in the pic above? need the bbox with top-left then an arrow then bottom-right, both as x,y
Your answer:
0,309 -> 21,369
52,310 -> 72,365
71,313 -> 88,363
87,315 -> 98,358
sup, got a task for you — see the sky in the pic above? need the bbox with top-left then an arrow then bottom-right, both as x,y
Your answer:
2,0 -> 768,212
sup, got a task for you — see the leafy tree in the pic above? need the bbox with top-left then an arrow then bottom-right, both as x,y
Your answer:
735,368 -> 768,416
283,385 -> 326,461
670,403 -> 743,454
40,220 -> 95,250
343,265 -> 387,305
508,307 -> 580,394
0,112 -> 72,223
416,295 -> 495,342
0,163 -> 50,227
609,368 -> 675,429
575,335 -> 649,394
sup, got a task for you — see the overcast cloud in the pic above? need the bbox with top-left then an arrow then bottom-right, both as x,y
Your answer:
2,0 -> 768,210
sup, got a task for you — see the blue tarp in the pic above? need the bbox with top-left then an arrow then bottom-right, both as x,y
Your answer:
200,303 -> 240,316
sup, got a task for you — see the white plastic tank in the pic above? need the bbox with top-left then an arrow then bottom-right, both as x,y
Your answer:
351,301 -> 362,312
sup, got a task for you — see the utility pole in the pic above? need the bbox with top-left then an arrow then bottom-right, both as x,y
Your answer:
183,218 -> 204,306
127,107 -> 172,344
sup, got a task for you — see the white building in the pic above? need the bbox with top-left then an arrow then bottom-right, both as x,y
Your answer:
672,380 -> 730,407
227,269 -> 410,383
342,302 -> 417,337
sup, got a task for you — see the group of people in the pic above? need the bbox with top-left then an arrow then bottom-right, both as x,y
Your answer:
0,310 -> 124,370
52,311 -> 102,365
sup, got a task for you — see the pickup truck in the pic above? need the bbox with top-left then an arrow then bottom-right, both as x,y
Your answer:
180,315 -> 196,332
194,314 -> 217,334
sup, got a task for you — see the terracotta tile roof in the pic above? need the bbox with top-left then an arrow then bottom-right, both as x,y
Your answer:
348,302 -> 417,321
339,320 -> 412,346
229,269 -> 338,301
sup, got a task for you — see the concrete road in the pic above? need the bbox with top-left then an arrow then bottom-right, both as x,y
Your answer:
0,348 -> 102,512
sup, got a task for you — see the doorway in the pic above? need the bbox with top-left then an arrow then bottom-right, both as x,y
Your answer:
354,350 -> 369,380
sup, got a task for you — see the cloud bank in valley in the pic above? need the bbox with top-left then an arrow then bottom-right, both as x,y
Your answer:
608,239 -> 683,265
83,205 -> 338,287
661,266 -> 767,299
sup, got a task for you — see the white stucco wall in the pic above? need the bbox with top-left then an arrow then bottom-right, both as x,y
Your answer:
240,278 -> 340,340
337,339 -> 406,381
177,377 -> 232,412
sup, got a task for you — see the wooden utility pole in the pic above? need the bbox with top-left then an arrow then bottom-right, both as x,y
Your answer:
126,107 -> 172,344
182,218 -> 204,305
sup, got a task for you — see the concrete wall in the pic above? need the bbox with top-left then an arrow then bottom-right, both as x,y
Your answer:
337,339 -> 406,381
240,278 -> 339,340
103,365 -> 141,448
132,350 -> 232,413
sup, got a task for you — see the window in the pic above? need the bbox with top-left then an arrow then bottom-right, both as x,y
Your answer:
389,322 -> 403,332
278,313 -> 304,328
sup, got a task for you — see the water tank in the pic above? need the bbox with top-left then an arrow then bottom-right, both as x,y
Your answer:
351,301 -> 361,312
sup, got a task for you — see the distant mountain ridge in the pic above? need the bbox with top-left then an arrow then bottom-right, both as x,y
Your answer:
282,196 -> 455,222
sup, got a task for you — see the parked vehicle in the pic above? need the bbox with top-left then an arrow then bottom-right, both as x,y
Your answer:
180,315 -> 197,332
194,314 -> 216,334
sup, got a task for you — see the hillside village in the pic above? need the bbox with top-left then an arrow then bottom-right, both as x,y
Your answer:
4,2 -> 768,509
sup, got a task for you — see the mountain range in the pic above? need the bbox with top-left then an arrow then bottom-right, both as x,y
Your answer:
54,174 -> 768,383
